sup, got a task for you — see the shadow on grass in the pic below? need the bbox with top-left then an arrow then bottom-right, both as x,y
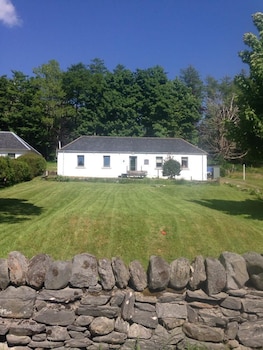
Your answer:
190,198 -> 263,221
0,198 -> 43,223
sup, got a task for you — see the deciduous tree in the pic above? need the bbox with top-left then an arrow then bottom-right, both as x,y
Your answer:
32,60 -> 74,158
199,76 -> 245,162
235,12 -> 263,162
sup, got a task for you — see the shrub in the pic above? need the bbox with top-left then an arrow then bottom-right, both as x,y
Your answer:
0,157 -> 32,186
17,152 -> 46,178
0,157 -> 14,186
11,159 -> 31,183
162,158 -> 181,179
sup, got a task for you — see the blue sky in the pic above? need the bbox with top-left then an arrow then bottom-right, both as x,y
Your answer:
1,0 -> 263,80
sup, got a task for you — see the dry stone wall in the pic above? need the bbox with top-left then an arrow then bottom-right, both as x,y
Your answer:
0,251 -> 262,349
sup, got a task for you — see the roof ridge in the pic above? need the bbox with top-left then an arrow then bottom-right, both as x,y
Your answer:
81,135 -> 182,140
59,135 -> 207,155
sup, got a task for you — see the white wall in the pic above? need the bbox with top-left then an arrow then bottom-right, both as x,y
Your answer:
58,152 -> 207,181
0,151 -> 27,159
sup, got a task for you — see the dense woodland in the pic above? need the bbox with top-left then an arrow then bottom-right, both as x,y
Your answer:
1,13 -> 263,164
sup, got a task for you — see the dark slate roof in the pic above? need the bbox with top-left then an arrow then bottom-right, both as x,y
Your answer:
59,136 -> 207,155
0,131 -> 40,154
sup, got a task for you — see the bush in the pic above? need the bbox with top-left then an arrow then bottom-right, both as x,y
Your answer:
17,152 -> 46,178
0,157 -> 32,186
0,153 -> 46,187
162,158 -> 181,179
11,159 -> 31,183
0,157 -> 14,186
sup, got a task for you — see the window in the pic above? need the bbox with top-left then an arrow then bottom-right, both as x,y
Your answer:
144,159 -> 149,165
181,157 -> 188,168
103,155 -> 110,168
8,153 -> 15,159
156,156 -> 163,169
77,155 -> 84,167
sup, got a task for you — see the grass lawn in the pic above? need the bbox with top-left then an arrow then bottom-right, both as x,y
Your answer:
0,176 -> 262,267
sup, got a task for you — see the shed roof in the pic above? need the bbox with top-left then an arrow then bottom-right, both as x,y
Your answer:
0,131 -> 40,154
59,136 -> 207,155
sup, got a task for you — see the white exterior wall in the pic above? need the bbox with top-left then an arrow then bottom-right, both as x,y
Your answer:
58,152 -> 207,181
0,150 -> 27,159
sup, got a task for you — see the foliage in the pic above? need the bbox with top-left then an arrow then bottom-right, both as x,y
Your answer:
11,160 -> 31,184
32,60 -> 75,158
199,76 -> 245,162
162,158 -> 181,178
0,157 -> 31,186
0,153 -> 46,186
0,72 -> 44,156
235,12 -> 263,162
2,26 -> 263,164
0,157 -> 14,186
180,65 -> 204,101
17,152 -> 46,178
0,59 -> 203,160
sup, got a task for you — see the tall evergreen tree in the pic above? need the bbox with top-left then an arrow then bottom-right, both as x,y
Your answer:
180,65 -> 204,101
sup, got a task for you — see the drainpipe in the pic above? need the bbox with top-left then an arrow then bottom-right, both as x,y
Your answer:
202,154 -> 204,181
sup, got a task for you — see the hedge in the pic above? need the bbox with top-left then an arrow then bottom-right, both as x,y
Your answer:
0,153 -> 46,186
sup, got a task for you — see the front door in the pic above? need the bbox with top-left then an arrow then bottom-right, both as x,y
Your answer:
129,156 -> 137,171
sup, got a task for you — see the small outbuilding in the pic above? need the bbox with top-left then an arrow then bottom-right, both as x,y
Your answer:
207,165 -> 220,180
57,136 -> 207,181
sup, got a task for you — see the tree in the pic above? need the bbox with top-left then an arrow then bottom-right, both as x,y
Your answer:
199,94 -> 244,161
134,66 -> 169,136
103,64 -> 142,136
180,65 -> 204,101
62,62 -> 93,138
133,67 -> 202,143
162,158 -> 181,179
235,12 -> 263,162
168,78 -> 201,143
0,58 -> 208,157
199,76 -> 245,162
63,59 -> 109,138
32,60 -> 74,158
0,72 -> 44,155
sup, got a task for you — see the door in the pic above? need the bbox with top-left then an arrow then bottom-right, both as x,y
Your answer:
129,156 -> 137,171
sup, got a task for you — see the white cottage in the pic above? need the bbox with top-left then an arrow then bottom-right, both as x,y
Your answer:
57,136 -> 207,181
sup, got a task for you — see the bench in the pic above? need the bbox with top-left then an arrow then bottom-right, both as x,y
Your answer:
126,170 -> 147,178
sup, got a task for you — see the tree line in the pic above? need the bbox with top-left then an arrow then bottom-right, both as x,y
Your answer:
1,12 -> 263,164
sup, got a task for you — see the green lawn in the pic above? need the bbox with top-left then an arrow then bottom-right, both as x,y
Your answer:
0,177 -> 262,267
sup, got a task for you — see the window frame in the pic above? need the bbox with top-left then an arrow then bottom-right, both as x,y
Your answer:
103,155 -> 111,168
77,155 -> 85,167
156,156 -> 163,169
181,156 -> 189,169
8,153 -> 15,159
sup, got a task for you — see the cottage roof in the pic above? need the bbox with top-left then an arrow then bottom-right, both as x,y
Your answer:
59,136 -> 207,155
0,131 -> 40,154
